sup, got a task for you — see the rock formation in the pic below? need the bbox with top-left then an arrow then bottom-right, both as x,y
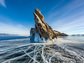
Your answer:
54,30 -> 68,36
30,8 -> 57,42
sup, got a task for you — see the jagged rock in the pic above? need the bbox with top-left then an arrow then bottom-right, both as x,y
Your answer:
61,33 -> 68,36
30,8 -> 57,42
54,30 -> 68,36
30,28 -> 36,42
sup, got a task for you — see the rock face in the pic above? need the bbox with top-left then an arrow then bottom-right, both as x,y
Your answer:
54,30 -> 68,36
30,8 -> 57,42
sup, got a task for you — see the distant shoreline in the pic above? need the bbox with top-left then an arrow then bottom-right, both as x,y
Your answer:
0,36 -> 29,41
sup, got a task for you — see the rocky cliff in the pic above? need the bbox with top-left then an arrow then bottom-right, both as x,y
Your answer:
54,30 -> 68,36
30,8 -> 57,42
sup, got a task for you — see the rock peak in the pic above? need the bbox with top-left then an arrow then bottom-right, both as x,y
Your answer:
35,8 -> 40,13
30,8 -> 57,42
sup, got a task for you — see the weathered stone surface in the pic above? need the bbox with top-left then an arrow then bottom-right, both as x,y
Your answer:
30,8 -> 57,42
30,28 -> 36,42
54,30 -> 68,36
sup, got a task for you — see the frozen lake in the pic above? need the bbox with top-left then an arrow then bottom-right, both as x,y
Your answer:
0,36 -> 84,63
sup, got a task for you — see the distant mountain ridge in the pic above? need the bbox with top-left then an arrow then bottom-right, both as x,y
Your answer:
0,33 -> 18,36
0,33 -> 10,36
0,33 -> 29,40
72,34 -> 84,36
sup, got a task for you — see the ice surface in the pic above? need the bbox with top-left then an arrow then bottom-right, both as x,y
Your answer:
0,38 -> 84,63
31,33 -> 51,42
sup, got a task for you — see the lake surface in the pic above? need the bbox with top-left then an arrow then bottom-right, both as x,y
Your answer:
0,36 -> 84,63
59,36 -> 84,42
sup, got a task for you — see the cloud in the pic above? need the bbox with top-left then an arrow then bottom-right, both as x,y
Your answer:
45,0 -> 84,34
0,0 -> 6,7
51,15 -> 84,34
0,15 -> 30,36
0,22 -> 30,36
58,18 -> 84,31
46,0 -> 84,20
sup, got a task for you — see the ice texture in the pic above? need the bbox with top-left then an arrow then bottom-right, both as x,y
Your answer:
30,33 -> 51,43
0,38 -> 84,63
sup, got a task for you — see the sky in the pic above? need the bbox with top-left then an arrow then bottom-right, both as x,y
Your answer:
0,0 -> 84,36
